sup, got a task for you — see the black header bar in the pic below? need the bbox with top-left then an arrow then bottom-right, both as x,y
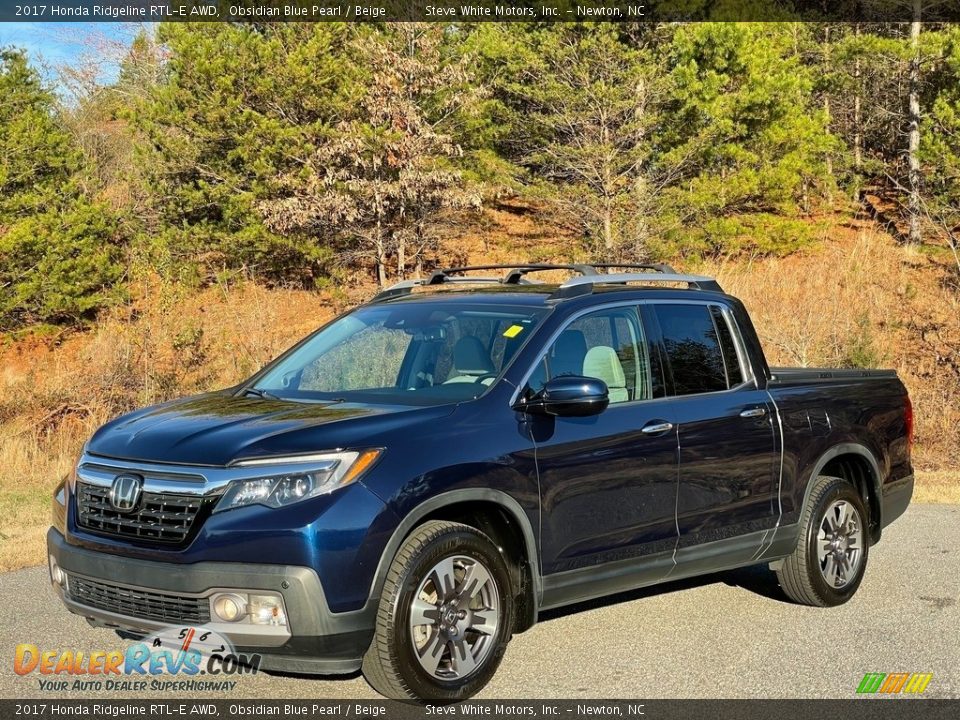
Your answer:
2,0 -> 959,23
3,700 -> 960,720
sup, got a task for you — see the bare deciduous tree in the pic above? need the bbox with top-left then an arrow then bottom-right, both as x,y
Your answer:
508,26 -> 669,259
260,25 -> 481,285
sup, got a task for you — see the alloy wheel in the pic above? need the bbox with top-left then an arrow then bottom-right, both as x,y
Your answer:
816,499 -> 864,588
408,555 -> 500,680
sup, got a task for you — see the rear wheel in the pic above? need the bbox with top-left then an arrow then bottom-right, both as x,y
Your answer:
776,475 -> 869,607
362,520 -> 513,701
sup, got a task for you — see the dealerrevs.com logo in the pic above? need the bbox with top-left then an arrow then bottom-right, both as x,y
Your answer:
14,627 -> 260,692
857,672 -> 934,695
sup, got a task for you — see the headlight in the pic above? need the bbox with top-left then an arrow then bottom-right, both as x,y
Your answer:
214,449 -> 381,513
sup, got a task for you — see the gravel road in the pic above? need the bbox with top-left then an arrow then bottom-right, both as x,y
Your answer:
1,505 -> 958,699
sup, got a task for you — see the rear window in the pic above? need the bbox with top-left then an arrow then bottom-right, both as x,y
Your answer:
654,304 -> 734,395
710,305 -> 744,387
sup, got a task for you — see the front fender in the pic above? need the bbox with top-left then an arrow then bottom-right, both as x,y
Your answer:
368,487 -> 542,608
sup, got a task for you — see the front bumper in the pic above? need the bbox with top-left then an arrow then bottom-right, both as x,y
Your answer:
47,528 -> 374,674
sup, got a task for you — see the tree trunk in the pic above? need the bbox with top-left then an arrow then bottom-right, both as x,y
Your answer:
823,25 -> 834,206
375,214 -> 387,287
601,142 -> 614,256
851,24 -> 863,203
397,237 -> 406,280
602,198 -> 614,256
907,3 -> 923,244
853,25 -> 862,172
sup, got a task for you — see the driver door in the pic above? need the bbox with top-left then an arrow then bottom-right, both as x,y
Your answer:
524,306 -> 679,607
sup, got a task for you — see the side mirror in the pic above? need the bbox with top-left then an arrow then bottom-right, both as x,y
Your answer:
517,376 -> 610,417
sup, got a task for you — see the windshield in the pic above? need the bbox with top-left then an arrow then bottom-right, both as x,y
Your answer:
253,302 -> 548,405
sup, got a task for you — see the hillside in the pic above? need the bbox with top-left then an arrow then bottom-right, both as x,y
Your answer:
1,206 -> 957,572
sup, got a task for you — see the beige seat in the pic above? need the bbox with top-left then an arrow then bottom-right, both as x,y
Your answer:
582,346 -> 629,403
444,336 -> 497,385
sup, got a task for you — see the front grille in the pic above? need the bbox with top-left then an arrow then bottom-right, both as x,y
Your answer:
76,481 -> 204,543
68,575 -> 211,625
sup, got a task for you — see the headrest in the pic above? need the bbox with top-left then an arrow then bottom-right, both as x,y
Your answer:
582,346 -> 626,388
551,329 -> 588,377
453,336 -> 495,375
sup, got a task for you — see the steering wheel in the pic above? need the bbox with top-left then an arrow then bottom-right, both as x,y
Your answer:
474,373 -> 498,385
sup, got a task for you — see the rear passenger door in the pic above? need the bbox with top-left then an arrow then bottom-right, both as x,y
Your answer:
646,302 -> 778,564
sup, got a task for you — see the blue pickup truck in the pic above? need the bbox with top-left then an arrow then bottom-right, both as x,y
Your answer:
48,263 -> 914,700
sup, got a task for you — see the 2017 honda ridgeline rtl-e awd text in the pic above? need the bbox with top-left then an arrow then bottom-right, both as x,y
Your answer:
48,264 -> 914,700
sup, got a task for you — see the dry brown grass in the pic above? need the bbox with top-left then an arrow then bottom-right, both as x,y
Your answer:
0,279 -> 347,572
913,471 -> 960,504
1,210 -> 956,572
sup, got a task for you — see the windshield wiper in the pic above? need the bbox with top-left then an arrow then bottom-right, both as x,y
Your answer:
243,387 -> 283,401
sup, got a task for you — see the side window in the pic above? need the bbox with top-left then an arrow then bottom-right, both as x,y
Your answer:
710,306 -> 744,387
653,304 -> 728,396
534,307 -> 653,404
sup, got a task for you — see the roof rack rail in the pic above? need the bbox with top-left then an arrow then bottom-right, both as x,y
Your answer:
549,272 -> 723,300
589,263 -> 677,274
433,264 -> 600,285
370,262 -> 722,303
371,263 -> 601,302
372,276 -> 503,302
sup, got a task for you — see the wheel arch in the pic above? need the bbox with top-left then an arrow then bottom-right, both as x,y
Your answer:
802,443 -> 883,543
369,489 -> 541,632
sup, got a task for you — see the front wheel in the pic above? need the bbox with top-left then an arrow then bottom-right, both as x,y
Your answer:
362,520 -> 513,701
776,475 -> 870,607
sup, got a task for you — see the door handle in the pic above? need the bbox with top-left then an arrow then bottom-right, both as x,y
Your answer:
641,421 -> 674,435
740,407 -> 768,418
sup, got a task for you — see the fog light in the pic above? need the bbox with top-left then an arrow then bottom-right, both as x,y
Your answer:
249,594 -> 287,626
211,593 -> 247,622
48,556 -> 65,587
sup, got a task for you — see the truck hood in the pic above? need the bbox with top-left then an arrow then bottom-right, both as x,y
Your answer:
86,392 -> 457,466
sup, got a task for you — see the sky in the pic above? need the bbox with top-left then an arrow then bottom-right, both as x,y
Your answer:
0,22 -> 141,86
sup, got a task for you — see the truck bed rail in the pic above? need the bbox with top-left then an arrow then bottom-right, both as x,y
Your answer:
769,367 -> 899,384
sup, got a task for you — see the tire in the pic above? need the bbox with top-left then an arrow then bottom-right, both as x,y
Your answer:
776,475 -> 870,607
362,520 -> 514,701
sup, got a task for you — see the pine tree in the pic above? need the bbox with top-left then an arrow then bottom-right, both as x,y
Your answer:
132,23 -> 362,283
655,23 -> 838,257
0,48 -> 125,329
0,49 -> 80,220
472,24 -> 668,260
920,25 -> 960,263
